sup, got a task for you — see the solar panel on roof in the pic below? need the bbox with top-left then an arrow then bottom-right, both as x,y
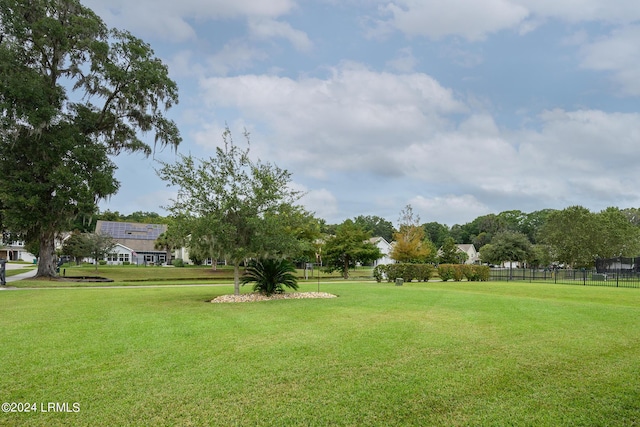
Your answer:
98,221 -> 166,240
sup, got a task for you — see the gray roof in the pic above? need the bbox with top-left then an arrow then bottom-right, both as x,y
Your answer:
96,221 -> 168,253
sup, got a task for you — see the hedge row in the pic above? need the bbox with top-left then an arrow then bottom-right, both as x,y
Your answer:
437,264 -> 490,281
373,264 -> 435,282
374,263 -> 490,282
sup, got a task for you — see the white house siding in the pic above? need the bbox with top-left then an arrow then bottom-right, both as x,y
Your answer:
370,237 -> 394,266
104,243 -> 135,265
457,244 -> 479,264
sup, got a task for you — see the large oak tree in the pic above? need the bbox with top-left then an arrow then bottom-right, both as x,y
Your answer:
0,0 -> 180,277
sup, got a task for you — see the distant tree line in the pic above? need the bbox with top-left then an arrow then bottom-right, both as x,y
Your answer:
72,205 -> 640,272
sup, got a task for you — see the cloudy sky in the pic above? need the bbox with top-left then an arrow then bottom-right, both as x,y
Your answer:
88,0 -> 640,227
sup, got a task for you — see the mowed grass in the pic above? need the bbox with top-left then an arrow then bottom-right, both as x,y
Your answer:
1,281 -> 639,426
14,264 -> 374,287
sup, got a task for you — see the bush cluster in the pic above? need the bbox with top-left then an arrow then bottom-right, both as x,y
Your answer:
374,263 -> 490,283
373,264 -> 435,283
437,264 -> 490,282
173,258 -> 185,268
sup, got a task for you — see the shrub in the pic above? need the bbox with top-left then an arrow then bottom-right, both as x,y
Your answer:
373,265 -> 388,282
173,258 -> 185,268
241,258 -> 299,296
463,265 -> 490,281
438,264 -> 454,281
452,265 -> 465,281
382,264 -> 435,282
439,264 -> 490,282
415,264 -> 435,281
98,260 -> 107,265
123,261 -> 130,266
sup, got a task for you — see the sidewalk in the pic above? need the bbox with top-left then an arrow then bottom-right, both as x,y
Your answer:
0,265 -> 38,289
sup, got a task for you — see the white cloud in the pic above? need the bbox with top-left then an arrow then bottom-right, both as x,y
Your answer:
518,0 -> 640,24
374,0 -> 640,42
386,47 -> 418,72
378,0 -> 529,41
299,188 -> 339,220
199,63 -> 467,176
248,18 -> 313,52
579,26 -> 640,96
83,0 -> 297,41
410,195 -> 491,226
206,40 -> 270,76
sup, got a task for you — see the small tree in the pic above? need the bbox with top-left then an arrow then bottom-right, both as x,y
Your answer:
391,204 -> 436,263
157,128 -> 308,295
85,233 -> 117,271
241,258 -> 299,296
439,237 -> 466,264
322,220 -> 381,279
61,232 -> 91,265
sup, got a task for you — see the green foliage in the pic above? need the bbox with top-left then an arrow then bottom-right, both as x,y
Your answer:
240,258 -> 299,296
479,231 -> 532,266
0,0 -> 180,278
527,244 -> 554,268
172,259 -> 185,268
85,233 -> 117,271
541,206 -> 600,268
462,265 -> 490,281
439,237 -> 466,264
373,264 -> 387,282
353,215 -> 395,242
157,128 -> 310,295
437,264 -> 454,281
61,232 -> 91,264
422,222 -> 451,249
380,264 -> 435,282
322,219 -> 381,279
437,264 -> 465,281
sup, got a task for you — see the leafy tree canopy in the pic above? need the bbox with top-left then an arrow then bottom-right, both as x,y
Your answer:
390,205 -> 435,263
0,0 -> 180,277
157,128 -> 311,295
322,219 -> 381,279
353,215 -> 395,242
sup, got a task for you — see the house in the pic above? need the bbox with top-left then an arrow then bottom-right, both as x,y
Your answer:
457,244 -> 479,264
0,239 -> 36,262
437,243 -> 480,264
95,220 -> 169,265
369,237 -> 394,266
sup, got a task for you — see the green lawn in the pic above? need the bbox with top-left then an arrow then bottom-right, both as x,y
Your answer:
13,263 -> 374,287
1,281 -> 639,426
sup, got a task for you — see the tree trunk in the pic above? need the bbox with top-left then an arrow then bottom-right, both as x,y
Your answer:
233,261 -> 240,295
343,257 -> 349,279
36,232 -> 57,278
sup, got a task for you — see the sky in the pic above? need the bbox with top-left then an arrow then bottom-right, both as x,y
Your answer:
88,0 -> 640,227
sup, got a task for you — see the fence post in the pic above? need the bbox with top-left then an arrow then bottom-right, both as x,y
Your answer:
583,269 -> 586,286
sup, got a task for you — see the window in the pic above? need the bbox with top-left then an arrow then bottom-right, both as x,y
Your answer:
118,253 -> 130,263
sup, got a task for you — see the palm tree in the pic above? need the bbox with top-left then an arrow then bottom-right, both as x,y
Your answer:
240,258 -> 299,296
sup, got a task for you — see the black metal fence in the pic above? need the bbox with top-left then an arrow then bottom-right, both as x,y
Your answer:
489,267 -> 640,289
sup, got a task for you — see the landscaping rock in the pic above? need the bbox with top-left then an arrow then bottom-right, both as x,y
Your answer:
211,292 -> 337,303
